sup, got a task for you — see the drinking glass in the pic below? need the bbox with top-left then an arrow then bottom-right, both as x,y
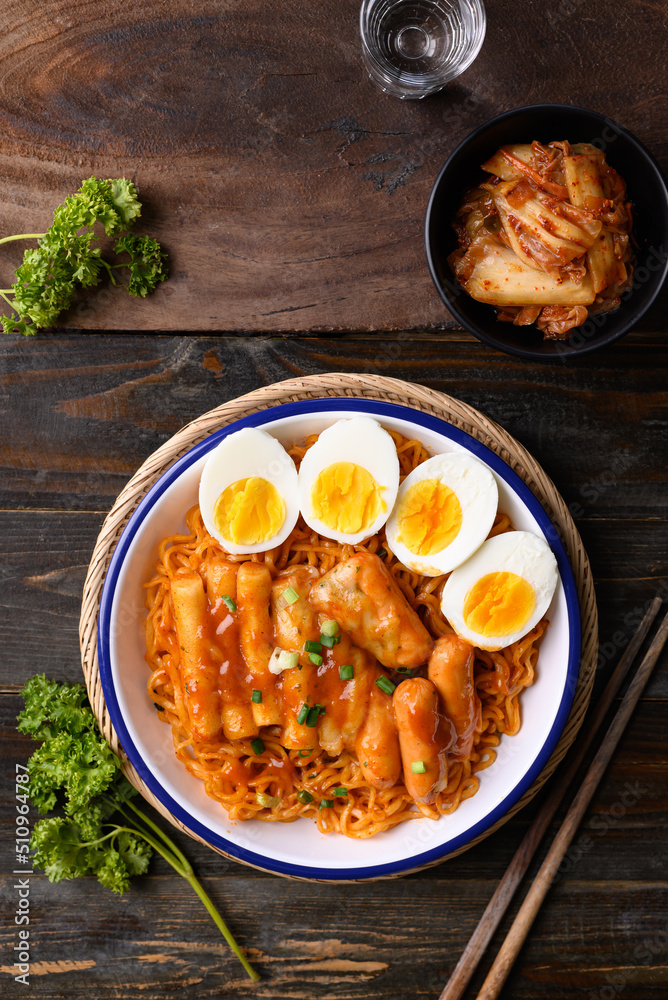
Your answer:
359,0 -> 486,100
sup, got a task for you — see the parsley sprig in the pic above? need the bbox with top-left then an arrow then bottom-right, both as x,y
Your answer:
18,675 -> 259,981
1,177 -> 168,336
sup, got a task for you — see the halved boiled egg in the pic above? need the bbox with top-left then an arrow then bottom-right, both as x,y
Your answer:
385,452 -> 499,576
440,530 -> 558,650
199,427 -> 299,554
298,417 -> 400,544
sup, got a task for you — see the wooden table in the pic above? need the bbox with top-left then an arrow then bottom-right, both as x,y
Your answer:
1,2 -> 667,998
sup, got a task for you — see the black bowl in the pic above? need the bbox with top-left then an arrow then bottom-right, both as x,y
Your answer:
425,104 -> 668,361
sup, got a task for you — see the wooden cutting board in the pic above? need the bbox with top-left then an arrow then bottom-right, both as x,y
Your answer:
0,0 -> 665,332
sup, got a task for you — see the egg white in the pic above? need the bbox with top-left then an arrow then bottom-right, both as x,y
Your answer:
440,530 -> 559,650
298,417 -> 400,544
385,452 -> 499,576
199,427 -> 299,554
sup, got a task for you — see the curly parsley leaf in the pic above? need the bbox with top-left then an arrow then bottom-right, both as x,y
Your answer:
0,313 -> 31,335
116,830 -> 152,878
31,817 -> 92,883
28,730 -> 119,817
19,676 -> 259,979
115,234 -> 169,297
18,674 -> 94,741
30,816 -> 151,894
107,178 -> 142,230
1,177 -> 166,335
95,849 -> 131,894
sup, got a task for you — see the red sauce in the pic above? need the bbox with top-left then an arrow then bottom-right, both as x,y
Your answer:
181,558 -> 459,799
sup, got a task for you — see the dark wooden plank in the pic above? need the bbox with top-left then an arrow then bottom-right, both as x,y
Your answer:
1,333 -> 666,516
0,511 -> 105,681
0,1 -> 666,331
1,862 -> 666,998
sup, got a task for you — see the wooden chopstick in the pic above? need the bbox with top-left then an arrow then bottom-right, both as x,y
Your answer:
475,605 -> 668,1000
438,595 -> 663,1000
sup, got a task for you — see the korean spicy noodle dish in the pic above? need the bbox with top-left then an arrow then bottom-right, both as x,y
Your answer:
144,419 -> 558,839
448,139 -> 634,340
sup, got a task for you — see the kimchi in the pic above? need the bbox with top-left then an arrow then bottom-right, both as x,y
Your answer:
448,140 -> 634,340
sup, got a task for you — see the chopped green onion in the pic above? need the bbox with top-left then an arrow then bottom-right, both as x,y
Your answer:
298,748 -> 313,758
256,791 -> 279,808
304,639 -> 322,654
321,620 -> 340,637
376,675 -> 396,696
339,664 -> 354,681
250,738 -> 265,755
251,689 -> 262,704
305,706 -> 321,728
411,761 -> 426,774
283,651 -> 299,669
282,585 -> 300,605
309,652 -> 323,666
376,547 -> 387,558
320,633 -> 336,648
319,799 -> 333,810
332,787 -> 348,797
296,703 -> 309,725
221,594 -> 237,613
268,647 -> 299,675
297,789 -> 314,804
395,667 -> 414,675
333,634 -> 342,645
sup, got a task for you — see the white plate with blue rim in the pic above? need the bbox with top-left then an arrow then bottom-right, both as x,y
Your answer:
97,398 -> 581,880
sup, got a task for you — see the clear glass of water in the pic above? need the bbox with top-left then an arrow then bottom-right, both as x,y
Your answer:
359,0 -> 486,100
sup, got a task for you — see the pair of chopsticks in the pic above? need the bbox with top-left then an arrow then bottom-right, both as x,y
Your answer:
439,595 -> 668,1000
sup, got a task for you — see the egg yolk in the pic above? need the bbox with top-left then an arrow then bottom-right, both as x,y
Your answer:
463,572 -> 535,637
396,479 -> 463,556
213,477 -> 285,545
311,462 -> 384,535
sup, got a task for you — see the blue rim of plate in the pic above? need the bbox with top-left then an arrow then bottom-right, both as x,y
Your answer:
98,398 -> 581,880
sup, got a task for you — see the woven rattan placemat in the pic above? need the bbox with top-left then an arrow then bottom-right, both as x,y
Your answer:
79,373 -> 598,878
